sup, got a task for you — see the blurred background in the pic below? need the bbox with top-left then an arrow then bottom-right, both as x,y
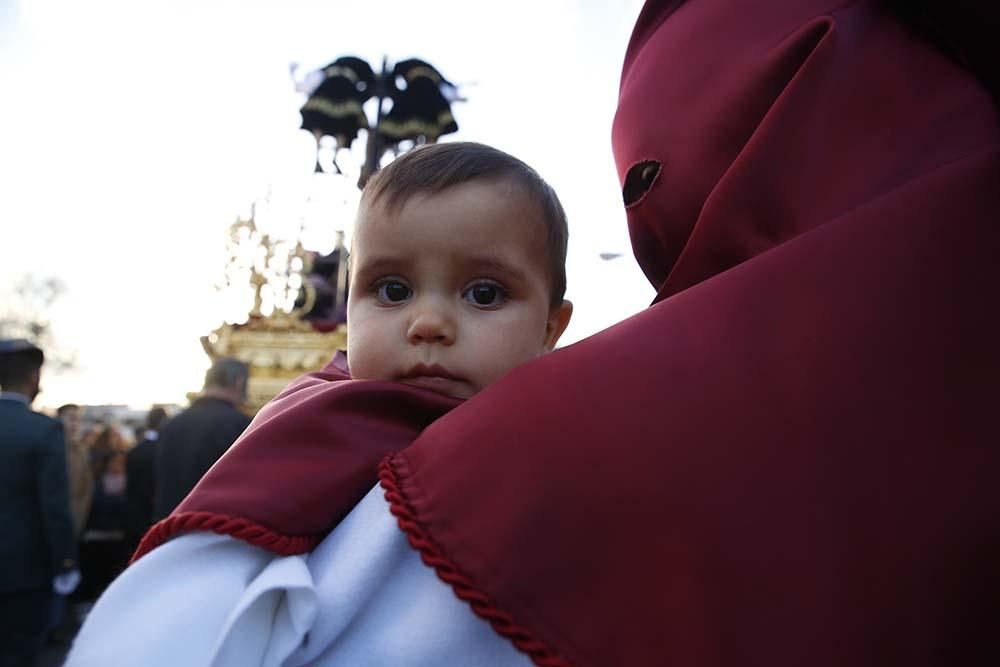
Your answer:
2,2 -> 658,662
0,0 -> 653,416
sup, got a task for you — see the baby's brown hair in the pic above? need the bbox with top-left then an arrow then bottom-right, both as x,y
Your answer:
360,142 -> 569,306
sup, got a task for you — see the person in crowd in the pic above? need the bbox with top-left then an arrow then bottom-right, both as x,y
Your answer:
78,449 -> 130,602
84,422 -> 110,461
125,407 -> 169,554
82,422 -> 131,479
56,404 -> 93,538
0,339 -> 78,667
47,404 -> 93,646
152,359 -> 251,520
71,1 -> 999,664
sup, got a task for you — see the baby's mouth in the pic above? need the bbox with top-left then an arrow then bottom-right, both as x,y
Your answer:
398,364 -> 469,398
399,363 -> 461,382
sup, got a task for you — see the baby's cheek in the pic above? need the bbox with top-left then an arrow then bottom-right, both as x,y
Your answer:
486,337 -> 546,383
346,323 -> 385,381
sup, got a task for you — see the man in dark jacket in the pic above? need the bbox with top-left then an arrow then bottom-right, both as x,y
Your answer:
0,339 -> 78,667
153,358 -> 251,520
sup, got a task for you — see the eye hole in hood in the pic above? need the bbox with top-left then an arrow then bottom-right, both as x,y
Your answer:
623,160 -> 662,207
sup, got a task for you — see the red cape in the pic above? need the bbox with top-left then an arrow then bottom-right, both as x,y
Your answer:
134,352 -> 460,558
139,1 -> 1000,665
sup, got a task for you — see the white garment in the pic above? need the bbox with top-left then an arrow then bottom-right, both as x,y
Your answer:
66,485 -> 529,667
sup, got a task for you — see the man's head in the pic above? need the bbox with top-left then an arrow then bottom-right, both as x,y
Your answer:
146,406 -> 169,431
202,358 -> 250,405
0,339 -> 44,402
57,403 -> 81,441
347,142 -> 573,399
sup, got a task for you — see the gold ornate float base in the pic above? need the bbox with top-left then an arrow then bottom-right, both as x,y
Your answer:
201,313 -> 347,413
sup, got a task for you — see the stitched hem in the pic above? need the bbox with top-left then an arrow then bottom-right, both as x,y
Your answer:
131,512 -> 321,564
378,454 -> 572,667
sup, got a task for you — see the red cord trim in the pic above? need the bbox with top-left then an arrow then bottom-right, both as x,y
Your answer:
378,455 -> 572,667
131,512 -> 322,564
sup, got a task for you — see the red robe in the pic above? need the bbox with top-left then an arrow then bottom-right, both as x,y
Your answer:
139,1 -> 1000,664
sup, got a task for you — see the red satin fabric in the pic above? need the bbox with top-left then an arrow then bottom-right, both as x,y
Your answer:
385,1 -> 1000,665
137,1 -> 1000,664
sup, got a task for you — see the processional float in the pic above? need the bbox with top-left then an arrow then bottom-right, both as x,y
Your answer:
201,55 -> 462,413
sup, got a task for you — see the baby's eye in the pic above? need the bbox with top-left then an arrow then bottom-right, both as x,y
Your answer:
463,282 -> 507,308
375,280 -> 412,304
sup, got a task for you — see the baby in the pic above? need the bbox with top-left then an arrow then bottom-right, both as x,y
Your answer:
68,142 -> 573,666
346,140 -> 573,397
128,140 -> 575,564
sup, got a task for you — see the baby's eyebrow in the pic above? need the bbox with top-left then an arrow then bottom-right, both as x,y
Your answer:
353,254 -> 529,284
464,255 -> 527,284
352,256 -> 408,277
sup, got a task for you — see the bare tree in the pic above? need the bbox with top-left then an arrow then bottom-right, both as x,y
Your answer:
0,275 -> 76,371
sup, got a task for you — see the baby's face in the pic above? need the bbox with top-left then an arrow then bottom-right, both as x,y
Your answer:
347,179 -> 569,399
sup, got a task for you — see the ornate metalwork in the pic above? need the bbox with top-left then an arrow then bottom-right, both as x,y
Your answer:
202,203 -> 346,413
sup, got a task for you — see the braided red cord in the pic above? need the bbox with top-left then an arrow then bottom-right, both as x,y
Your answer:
131,512 -> 321,564
378,455 -> 572,667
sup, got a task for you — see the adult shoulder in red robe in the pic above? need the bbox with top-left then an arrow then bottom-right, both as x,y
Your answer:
139,1 -> 1000,665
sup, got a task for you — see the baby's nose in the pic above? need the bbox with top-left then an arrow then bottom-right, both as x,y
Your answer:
406,308 -> 456,345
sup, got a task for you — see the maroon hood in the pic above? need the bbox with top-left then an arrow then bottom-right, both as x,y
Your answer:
382,1 -> 1000,664
137,2 -> 1000,665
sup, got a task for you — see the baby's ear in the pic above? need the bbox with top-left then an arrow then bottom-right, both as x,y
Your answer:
544,300 -> 574,351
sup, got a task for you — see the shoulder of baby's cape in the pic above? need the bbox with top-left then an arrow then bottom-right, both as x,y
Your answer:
133,351 -> 461,563
264,350 -> 353,402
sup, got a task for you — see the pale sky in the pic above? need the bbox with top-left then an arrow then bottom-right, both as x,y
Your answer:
0,0 -> 654,410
